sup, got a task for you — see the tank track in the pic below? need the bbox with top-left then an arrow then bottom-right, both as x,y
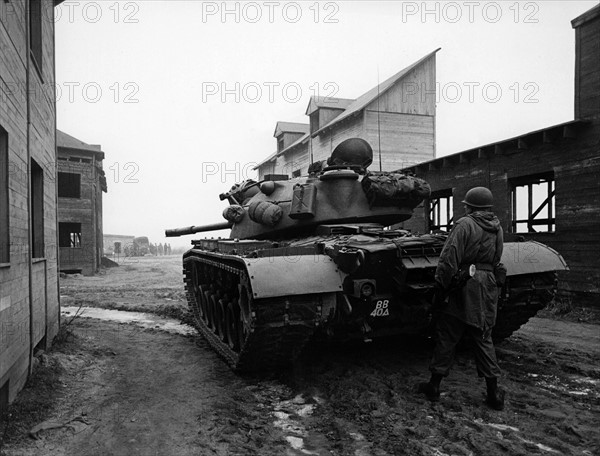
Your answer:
493,272 -> 557,343
183,250 -> 324,371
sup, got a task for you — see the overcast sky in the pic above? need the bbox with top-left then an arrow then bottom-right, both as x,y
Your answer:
54,0 -> 597,247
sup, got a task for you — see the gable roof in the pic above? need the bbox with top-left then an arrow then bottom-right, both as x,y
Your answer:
253,151 -> 278,169
305,96 -> 354,115
273,122 -> 310,137
571,3 -> 600,28
278,132 -> 309,155
57,130 -> 104,158
312,48 -> 441,136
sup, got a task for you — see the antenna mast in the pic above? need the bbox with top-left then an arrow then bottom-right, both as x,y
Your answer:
377,67 -> 382,171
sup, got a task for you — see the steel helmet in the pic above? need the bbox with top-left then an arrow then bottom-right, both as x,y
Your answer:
328,138 -> 373,169
462,187 -> 493,208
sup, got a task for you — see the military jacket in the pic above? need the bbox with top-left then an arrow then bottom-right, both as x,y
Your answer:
435,211 -> 504,330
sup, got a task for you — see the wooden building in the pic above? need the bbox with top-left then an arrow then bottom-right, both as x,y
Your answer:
401,5 -> 600,307
255,49 -> 439,179
57,130 -> 107,276
1,0 -> 64,410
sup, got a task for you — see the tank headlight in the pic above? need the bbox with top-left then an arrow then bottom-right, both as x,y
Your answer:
360,283 -> 374,297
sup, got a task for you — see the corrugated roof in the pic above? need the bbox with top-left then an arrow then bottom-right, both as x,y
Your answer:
273,121 -> 310,137
305,96 -> 354,115
57,130 -> 104,157
312,49 -> 441,136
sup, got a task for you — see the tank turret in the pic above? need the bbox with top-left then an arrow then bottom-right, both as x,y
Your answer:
166,138 -> 431,240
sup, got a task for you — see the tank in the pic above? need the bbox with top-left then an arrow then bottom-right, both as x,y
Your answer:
166,138 -> 568,371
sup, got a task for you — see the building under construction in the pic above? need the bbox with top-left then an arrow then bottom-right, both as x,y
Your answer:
57,130 -> 107,276
401,5 -> 600,307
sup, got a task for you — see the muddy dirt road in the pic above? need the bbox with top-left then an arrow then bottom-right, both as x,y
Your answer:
2,256 -> 598,456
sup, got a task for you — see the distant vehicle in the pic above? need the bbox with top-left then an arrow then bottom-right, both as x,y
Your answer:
128,236 -> 150,257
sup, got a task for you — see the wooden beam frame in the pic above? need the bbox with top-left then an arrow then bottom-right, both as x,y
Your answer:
510,174 -> 555,233
427,191 -> 453,232
517,139 -> 528,150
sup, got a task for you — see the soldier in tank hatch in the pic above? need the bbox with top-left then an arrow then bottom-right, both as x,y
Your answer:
418,186 -> 507,410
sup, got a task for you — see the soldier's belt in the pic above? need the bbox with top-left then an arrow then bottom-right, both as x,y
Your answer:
461,263 -> 494,272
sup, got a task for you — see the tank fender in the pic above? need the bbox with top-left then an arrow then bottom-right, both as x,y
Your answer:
243,255 -> 346,299
502,241 -> 568,276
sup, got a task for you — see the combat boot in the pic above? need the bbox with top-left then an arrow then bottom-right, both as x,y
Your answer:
417,373 -> 443,401
485,377 -> 505,411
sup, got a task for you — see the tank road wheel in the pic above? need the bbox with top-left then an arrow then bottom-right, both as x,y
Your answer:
203,285 -> 215,326
235,300 -> 247,351
225,300 -> 241,351
210,293 -> 221,333
197,284 -> 209,323
205,290 -> 216,331
195,282 -> 209,321
237,275 -> 253,348
216,296 -> 228,343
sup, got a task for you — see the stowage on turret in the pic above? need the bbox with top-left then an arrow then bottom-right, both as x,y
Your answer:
166,138 -> 568,371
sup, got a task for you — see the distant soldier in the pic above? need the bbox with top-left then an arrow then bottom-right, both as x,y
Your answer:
418,187 -> 506,410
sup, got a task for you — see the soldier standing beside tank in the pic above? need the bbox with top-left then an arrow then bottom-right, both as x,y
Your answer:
418,187 -> 506,410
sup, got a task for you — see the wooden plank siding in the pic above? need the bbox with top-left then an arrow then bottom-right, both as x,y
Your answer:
374,58 -> 436,117
57,151 -> 105,276
364,111 -> 434,171
574,9 -> 600,119
311,115 -> 366,164
0,0 -> 60,405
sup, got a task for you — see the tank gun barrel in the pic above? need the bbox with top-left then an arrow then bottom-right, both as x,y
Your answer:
165,222 -> 233,237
